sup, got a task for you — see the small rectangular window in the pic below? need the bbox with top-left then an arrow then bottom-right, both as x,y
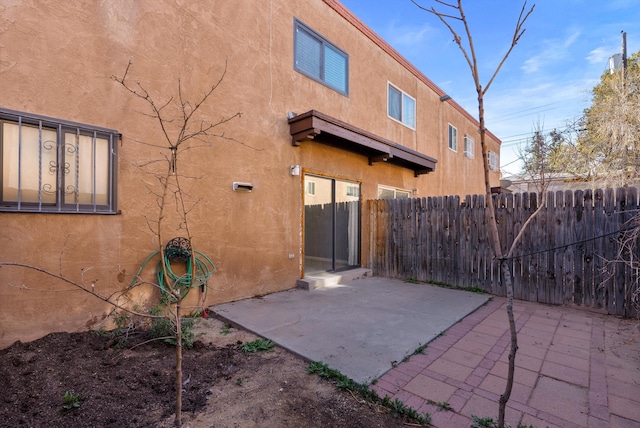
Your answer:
346,185 -> 359,197
377,185 -> 411,200
387,83 -> 415,129
448,124 -> 458,152
488,151 -> 499,171
464,135 -> 474,158
294,19 -> 349,95
0,108 -> 118,213
306,180 -> 316,196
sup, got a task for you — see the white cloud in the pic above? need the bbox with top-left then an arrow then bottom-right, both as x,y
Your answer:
384,21 -> 435,48
480,74 -> 594,155
587,46 -> 612,65
521,28 -> 581,74
522,56 -> 543,74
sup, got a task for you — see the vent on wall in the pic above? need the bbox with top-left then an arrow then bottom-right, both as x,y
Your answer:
233,182 -> 253,192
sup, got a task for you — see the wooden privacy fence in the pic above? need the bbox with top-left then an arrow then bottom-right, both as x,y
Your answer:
368,187 -> 639,317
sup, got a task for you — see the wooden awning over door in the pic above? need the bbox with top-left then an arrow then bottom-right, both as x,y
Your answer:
288,110 -> 437,176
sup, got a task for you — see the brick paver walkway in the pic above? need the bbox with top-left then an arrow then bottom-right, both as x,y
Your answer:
371,297 -> 640,427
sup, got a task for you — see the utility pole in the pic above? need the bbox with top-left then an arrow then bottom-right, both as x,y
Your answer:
622,31 -> 627,74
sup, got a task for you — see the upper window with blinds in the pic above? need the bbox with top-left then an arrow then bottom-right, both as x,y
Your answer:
387,83 -> 415,129
0,108 -> 118,214
294,19 -> 349,96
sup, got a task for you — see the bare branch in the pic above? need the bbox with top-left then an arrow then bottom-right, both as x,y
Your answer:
411,1 -> 476,82
112,59 -> 174,147
507,191 -> 547,259
0,262 -> 163,319
411,0 -> 462,21
60,234 -> 70,276
484,2 -> 535,94
178,112 -> 243,145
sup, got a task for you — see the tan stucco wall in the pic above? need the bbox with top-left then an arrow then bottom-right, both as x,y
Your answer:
0,0 -> 500,348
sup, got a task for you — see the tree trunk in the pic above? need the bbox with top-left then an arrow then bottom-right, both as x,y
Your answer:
174,303 -> 183,427
478,90 -> 517,428
497,261 -> 517,427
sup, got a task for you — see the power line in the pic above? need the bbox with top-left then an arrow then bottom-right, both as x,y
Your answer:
501,224 -> 637,262
500,157 -> 523,168
489,102 -> 561,121
489,105 -> 560,124
499,126 -> 571,146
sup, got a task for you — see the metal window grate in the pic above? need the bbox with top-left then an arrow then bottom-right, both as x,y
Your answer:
0,107 -> 119,214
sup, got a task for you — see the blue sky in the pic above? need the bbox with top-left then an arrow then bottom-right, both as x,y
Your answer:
339,0 -> 640,176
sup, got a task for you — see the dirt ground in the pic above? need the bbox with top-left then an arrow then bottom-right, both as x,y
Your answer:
0,316 -> 411,428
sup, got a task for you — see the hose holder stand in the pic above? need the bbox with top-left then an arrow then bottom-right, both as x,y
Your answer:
164,237 -> 192,263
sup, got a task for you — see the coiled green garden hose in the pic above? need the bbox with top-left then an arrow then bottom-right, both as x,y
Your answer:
129,249 -> 217,303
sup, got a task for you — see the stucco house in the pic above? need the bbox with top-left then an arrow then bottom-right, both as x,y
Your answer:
0,0 -> 501,347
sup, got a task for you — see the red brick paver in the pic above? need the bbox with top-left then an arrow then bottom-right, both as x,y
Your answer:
375,297 -> 640,428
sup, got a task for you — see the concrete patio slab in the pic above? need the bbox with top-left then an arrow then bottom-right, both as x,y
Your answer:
211,276 -> 489,384
211,274 -> 640,427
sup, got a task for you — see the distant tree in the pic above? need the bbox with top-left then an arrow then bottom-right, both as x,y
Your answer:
521,126 -> 564,180
583,50 -> 640,185
539,50 -> 640,186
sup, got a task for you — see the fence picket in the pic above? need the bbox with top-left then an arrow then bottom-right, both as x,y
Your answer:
572,190 -> 585,306
624,188 -> 638,317
583,190 -> 594,307
615,188 -> 628,316
604,189 -> 616,313
528,193 -> 541,302
552,191 -> 565,304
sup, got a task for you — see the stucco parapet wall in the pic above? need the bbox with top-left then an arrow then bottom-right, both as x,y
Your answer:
323,0 -> 501,145
288,110 -> 437,176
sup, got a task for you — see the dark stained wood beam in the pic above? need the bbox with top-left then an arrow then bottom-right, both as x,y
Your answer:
288,110 -> 437,174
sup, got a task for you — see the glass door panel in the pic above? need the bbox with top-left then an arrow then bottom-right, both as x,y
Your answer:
334,179 -> 360,271
304,174 -> 360,274
304,175 -> 333,273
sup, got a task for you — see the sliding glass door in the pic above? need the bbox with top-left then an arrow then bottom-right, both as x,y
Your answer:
303,174 -> 360,274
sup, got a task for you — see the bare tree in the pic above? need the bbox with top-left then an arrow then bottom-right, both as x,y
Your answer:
612,211 -> 640,319
111,59 -> 241,427
1,60 -> 240,428
412,1 -> 535,426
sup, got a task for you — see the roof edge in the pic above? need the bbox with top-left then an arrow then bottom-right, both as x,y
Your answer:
323,0 -> 501,145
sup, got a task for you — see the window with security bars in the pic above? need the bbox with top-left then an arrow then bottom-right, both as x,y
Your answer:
0,108 -> 118,213
294,19 -> 348,95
